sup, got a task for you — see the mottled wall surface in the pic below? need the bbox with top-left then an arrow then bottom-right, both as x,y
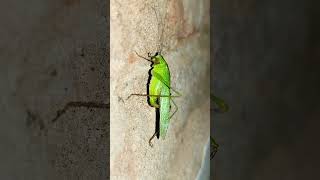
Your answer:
212,0 -> 320,179
111,0 -> 210,179
0,1 -> 108,179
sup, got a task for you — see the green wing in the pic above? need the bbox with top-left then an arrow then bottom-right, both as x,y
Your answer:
152,71 -> 181,96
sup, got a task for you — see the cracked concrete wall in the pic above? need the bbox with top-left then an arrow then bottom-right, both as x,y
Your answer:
0,0 -> 108,179
110,0 -> 210,179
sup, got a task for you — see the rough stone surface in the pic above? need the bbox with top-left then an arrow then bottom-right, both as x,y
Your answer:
110,0 -> 210,179
0,1 -> 108,179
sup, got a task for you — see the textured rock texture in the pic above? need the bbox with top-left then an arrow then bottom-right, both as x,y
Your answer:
0,1 -> 108,179
110,0 -> 210,179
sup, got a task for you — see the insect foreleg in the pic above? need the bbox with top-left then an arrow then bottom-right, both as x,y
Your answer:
134,51 -> 153,62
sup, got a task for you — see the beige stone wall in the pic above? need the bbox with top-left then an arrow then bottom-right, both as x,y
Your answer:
110,0 -> 210,179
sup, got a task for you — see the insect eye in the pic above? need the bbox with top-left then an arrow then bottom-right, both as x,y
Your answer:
154,59 -> 160,64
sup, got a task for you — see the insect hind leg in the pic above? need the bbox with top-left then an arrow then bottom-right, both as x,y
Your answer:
149,130 -> 159,147
169,99 -> 178,119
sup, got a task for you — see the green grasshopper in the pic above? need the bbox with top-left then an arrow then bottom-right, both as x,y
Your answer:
127,1 -> 182,147
128,51 -> 181,147
211,94 -> 229,159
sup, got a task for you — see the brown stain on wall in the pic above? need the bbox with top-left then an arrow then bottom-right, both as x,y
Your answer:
128,52 -> 138,64
167,0 -> 199,43
167,0 -> 184,27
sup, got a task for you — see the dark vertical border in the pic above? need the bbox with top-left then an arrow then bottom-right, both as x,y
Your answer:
106,0 -> 110,178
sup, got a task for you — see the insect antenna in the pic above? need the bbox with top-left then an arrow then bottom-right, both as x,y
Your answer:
151,0 -> 169,54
